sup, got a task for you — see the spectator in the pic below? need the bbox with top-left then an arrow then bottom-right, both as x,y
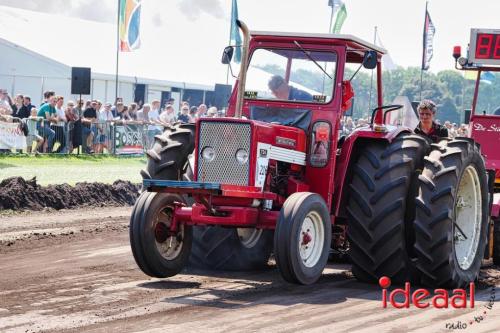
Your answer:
147,100 -> 163,135
114,102 -> 125,119
111,97 -> 123,118
136,103 -> 150,122
11,94 -> 23,116
16,95 -> 34,119
189,106 -> 197,123
25,107 -> 44,154
52,95 -> 67,153
64,101 -> 77,153
457,124 -> 469,137
178,105 -> 190,123
0,89 -> 13,116
72,99 -> 84,120
128,102 -> 138,120
197,104 -> 207,118
343,117 -> 355,134
37,95 -> 57,152
206,107 -> 218,118
99,103 -> 114,122
159,104 -> 176,125
40,91 -> 55,107
444,121 -> 456,138
95,103 -> 113,154
82,101 -> 98,153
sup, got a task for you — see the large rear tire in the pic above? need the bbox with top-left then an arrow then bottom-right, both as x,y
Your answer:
190,227 -> 274,271
130,192 -> 193,277
346,133 -> 429,284
414,138 -> 489,288
274,192 -> 332,285
494,219 -> 500,266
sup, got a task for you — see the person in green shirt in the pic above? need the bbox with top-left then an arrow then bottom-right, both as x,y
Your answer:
36,96 -> 56,152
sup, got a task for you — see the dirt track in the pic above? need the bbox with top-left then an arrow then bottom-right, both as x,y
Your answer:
1,208 -> 499,333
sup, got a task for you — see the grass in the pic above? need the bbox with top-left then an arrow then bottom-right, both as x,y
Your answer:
0,154 -> 146,185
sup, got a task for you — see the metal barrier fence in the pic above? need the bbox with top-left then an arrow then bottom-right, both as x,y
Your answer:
0,117 -> 161,155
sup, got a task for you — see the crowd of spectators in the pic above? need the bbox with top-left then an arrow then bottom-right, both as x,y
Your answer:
1,87 -> 474,154
0,88 -> 221,154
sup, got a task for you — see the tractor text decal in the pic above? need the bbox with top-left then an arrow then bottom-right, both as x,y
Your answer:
473,123 -> 500,132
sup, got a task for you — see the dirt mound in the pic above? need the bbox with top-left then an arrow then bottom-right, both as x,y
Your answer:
0,177 -> 140,211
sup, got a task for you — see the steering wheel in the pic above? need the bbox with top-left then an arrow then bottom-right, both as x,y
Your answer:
370,105 -> 403,125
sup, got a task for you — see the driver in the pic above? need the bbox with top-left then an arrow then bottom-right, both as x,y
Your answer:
268,75 -> 313,102
414,99 -> 448,142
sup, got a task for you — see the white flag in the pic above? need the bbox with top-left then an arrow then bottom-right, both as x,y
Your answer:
375,32 -> 397,71
422,9 -> 436,70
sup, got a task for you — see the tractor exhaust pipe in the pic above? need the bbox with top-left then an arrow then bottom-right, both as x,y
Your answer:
234,20 -> 250,119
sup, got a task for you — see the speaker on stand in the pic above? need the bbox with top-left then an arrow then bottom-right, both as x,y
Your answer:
71,67 -> 91,155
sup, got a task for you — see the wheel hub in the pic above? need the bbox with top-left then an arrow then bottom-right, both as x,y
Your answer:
302,232 -> 312,245
154,206 -> 184,260
298,212 -> 325,268
155,222 -> 169,243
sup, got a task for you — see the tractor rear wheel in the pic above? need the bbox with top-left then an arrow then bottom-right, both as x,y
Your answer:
414,138 -> 489,288
274,192 -> 332,285
494,219 -> 500,266
130,192 -> 193,277
346,133 -> 428,284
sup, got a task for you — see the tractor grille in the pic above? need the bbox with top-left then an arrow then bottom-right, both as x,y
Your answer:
197,121 -> 251,185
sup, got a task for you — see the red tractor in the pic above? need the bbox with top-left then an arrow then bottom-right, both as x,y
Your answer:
130,21 -> 490,287
453,28 -> 500,266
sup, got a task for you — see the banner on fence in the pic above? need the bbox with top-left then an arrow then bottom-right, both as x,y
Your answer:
114,124 -> 144,154
0,121 -> 27,150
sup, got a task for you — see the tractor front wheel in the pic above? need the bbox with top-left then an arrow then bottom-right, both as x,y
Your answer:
130,192 -> 192,278
274,192 -> 332,285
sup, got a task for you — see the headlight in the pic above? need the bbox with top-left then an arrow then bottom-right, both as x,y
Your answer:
201,146 -> 216,162
235,148 -> 249,164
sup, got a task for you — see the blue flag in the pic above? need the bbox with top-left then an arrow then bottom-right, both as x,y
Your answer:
230,0 -> 242,63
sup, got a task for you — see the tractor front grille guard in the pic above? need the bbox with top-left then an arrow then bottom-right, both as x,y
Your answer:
197,121 -> 252,185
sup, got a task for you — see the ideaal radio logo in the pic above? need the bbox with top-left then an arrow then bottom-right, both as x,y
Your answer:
378,276 -> 496,330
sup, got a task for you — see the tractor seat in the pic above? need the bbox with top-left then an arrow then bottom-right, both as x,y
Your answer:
249,106 -> 312,132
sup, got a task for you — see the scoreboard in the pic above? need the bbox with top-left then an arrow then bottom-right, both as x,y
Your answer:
469,28 -> 500,66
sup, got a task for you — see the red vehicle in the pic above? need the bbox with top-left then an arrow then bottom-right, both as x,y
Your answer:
453,28 -> 500,265
130,21 -> 490,287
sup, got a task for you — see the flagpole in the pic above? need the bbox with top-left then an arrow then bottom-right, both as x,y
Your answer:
115,0 -> 120,104
329,3 -> 335,33
420,1 -> 428,101
368,26 -> 377,110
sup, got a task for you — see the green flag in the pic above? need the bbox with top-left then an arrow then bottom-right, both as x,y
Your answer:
332,3 -> 347,34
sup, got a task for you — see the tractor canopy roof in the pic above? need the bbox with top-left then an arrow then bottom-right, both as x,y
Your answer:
250,30 -> 386,59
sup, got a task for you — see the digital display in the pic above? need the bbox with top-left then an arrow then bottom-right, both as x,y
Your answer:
475,33 -> 500,59
470,29 -> 500,65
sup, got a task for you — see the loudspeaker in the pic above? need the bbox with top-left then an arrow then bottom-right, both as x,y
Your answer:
464,109 -> 471,124
214,84 -> 232,109
134,84 -> 146,104
71,67 -> 91,95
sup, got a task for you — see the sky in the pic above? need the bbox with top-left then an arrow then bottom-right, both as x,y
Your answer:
1,0 -> 499,85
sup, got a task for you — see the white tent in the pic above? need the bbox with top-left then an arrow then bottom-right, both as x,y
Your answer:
0,5 -> 215,105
